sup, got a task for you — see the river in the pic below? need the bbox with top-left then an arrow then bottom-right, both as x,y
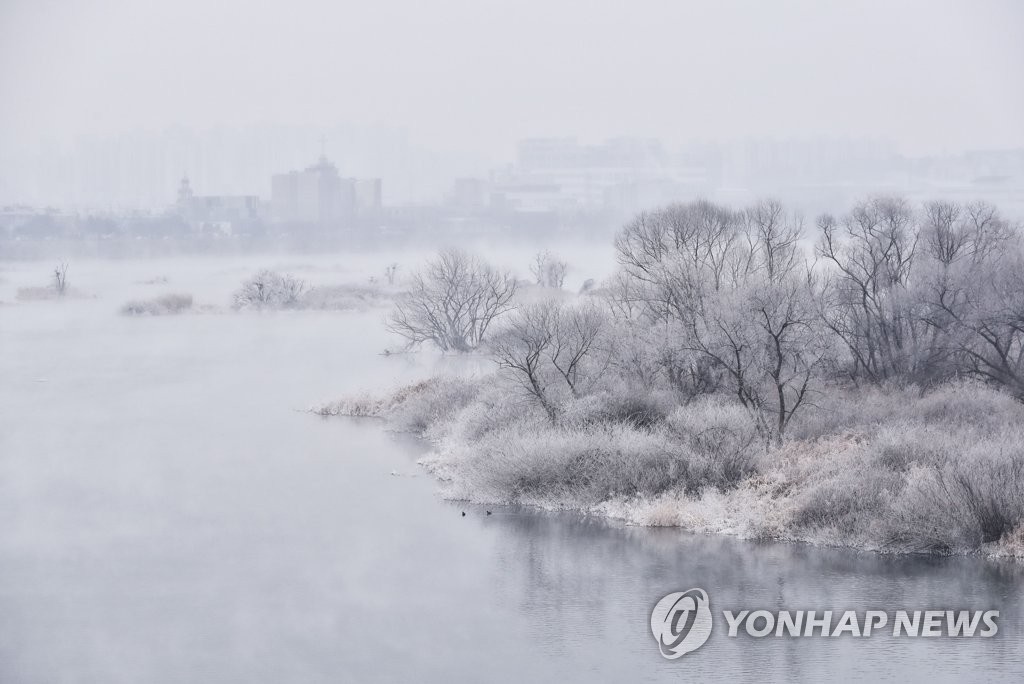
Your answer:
1,256 -> 1021,683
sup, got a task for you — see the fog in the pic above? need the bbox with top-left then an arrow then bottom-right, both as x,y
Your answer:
4,0 -> 1023,152
2,0 -> 1024,209
3,3 -> 1024,681
2,255 -> 1022,683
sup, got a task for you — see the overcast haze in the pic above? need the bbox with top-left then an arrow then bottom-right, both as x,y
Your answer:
2,0 -> 1023,161
4,4 -> 1024,682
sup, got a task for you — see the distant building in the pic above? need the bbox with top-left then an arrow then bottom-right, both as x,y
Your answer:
270,156 -> 353,225
447,177 -> 489,211
353,178 -> 382,216
175,176 -> 261,235
491,137 -> 694,215
176,176 -> 194,208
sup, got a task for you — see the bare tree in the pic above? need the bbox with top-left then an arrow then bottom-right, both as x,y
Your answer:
920,200 -> 1013,267
815,196 -> 930,383
384,263 -> 399,286
386,249 -> 517,352
491,301 -> 560,421
741,198 -> 803,282
491,300 -> 610,421
916,202 -> 1024,399
612,198 -> 828,440
53,262 -> 69,296
530,250 -> 568,288
615,200 -> 745,302
948,255 -> 1024,400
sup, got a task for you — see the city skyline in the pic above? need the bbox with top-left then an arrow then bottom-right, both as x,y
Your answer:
3,127 -> 1022,219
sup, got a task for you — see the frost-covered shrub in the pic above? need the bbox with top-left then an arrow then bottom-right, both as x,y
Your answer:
120,293 -> 193,316
597,390 -> 674,428
784,437 -> 899,541
992,525 -> 1024,559
867,423 -> 964,472
558,388 -> 676,429
442,382 -> 549,443
789,381 -> 1024,441
884,438 -> 1024,553
383,376 -> 482,434
786,384 -> 917,440
310,389 -> 408,418
782,397 -> 1024,553
310,377 -> 480,431
907,381 -> 1024,432
434,399 -> 762,506
232,270 -> 306,310
299,284 -> 391,311
319,367 -> 1024,557
665,399 -> 761,491
452,424 -> 685,506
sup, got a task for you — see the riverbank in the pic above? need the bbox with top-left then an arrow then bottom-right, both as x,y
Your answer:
316,376 -> 1024,560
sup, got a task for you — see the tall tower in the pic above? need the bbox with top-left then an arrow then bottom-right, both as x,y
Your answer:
177,175 -> 194,207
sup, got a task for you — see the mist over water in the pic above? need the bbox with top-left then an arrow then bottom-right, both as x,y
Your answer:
3,1 -> 1024,681
1,256 -> 1022,683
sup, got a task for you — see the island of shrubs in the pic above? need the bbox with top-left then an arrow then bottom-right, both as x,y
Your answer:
323,196 -> 1024,559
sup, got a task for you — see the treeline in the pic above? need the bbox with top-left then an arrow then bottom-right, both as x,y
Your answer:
388,196 -> 1024,445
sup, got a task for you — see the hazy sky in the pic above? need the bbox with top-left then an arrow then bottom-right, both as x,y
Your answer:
2,0 -> 1023,158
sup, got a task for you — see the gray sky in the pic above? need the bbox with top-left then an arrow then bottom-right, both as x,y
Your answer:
2,0 -> 1023,159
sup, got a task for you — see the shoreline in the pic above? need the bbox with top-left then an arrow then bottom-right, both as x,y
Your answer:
315,376 -> 1024,563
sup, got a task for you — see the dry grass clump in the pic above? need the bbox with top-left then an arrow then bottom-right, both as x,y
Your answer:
120,293 -> 193,316
16,286 -> 59,301
299,284 -> 393,311
310,377 -> 480,431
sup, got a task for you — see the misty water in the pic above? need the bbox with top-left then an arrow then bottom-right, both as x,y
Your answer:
1,256 -> 1022,683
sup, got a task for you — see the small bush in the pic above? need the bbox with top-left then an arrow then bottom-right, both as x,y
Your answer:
312,376 -> 482,435
559,389 -> 676,429
453,424 -> 685,506
121,293 -> 193,316
299,284 -> 391,311
908,381 -> 1024,432
787,383 -> 916,440
233,270 -> 306,310
789,381 -> 1024,441
665,399 -> 762,492
885,441 -> 1024,553
442,381 -> 550,443
785,440 -> 900,541
387,376 -> 482,434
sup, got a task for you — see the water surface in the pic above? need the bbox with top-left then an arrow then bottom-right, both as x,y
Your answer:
1,257 -> 1020,683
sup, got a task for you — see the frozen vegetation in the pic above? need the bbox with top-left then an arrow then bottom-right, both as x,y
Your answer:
15,262 -> 84,300
121,293 -> 194,315
322,196 -> 1024,559
233,268 -> 395,312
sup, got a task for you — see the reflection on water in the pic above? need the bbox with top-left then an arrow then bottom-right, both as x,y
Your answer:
0,257 -> 1021,683
484,509 -> 1022,682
